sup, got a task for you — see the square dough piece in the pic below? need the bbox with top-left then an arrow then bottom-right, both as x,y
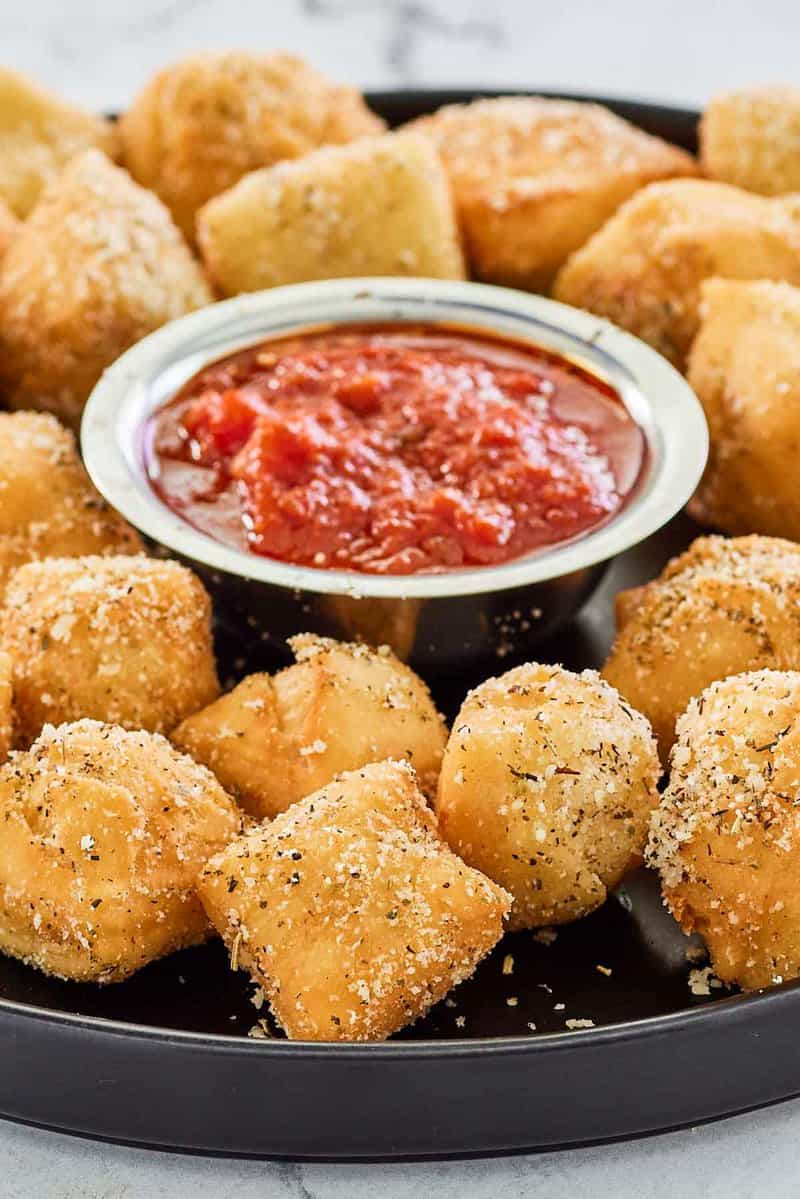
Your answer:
0,148 -> 212,428
119,51 -> 385,240
602,534 -> 800,758
2,555 -> 220,743
172,634 -> 447,819
406,96 -> 698,291
0,720 -> 242,983
0,653 -> 12,763
701,86 -> 800,196
198,759 -> 510,1041
687,278 -> 800,539
196,131 -> 466,295
0,199 -> 18,259
0,67 -> 117,218
554,179 -> 800,370
0,411 -> 141,596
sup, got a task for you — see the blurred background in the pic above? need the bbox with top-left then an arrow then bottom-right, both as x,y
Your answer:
4,0 -> 798,110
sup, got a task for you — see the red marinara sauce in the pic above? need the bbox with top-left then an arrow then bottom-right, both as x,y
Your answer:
146,325 -> 645,576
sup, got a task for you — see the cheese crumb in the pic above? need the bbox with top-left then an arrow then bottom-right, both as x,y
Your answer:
533,927 -> 558,946
688,966 -> 721,996
248,1020 -> 272,1039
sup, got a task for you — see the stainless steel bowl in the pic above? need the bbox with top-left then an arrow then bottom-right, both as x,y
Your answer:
81,277 -> 708,674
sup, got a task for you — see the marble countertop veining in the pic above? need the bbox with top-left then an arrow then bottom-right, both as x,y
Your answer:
4,1 -> 800,1194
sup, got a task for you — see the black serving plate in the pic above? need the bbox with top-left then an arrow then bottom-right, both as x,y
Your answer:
6,90 -> 800,1161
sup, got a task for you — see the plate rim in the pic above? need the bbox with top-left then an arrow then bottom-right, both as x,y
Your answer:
2,967 -> 799,1056
364,85 -> 698,111
14,89 -> 800,1161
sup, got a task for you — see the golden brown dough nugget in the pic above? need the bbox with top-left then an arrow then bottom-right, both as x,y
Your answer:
199,759 -> 510,1041
120,51 -> 384,240
2,555 -> 220,744
0,653 -> 12,763
0,719 -> 241,982
436,663 -> 660,930
553,179 -> 800,369
0,198 -> 19,259
0,67 -> 116,218
406,96 -> 698,291
0,149 -> 212,428
173,634 -> 447,819
603,534 -> 800,758
0,412 -> 141,595
701,86 -> 800,195
196,132 -> 465,295
688,279 -> 800,539
648,670 -> 800,991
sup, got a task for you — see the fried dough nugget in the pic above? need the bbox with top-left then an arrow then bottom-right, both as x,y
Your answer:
688,279 -> 800,539
0,412 -> 141,595
553,179 -> 800,369
0,199 -> 19,259
196,132 -> 465,295
0,719 -> 241,983
198,759 -> 510,1040
0,67 -> 116,218
172,634 -> 447,819
406,96 -> 698,291
0,149 -> 212,428
0,653 -> 12,764
435,663 -> 661,930
603,535 -> 800,759
120,51 -> 384,240
648,670 -> 800,991
701,86 -> 800,196
2,556 -> 220,744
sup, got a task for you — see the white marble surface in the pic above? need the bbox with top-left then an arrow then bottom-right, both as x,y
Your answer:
1,0 -> 799,111
4,1099 -> 800,1198
4,1 -> 800,1194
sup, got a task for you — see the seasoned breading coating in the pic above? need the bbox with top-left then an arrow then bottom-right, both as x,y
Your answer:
0,149 -> 212,428
2,555 -> 220,744
173,634 -> 447,819
436,662 -> 660,930
198,759 -> 510,1041
406,96 -> 698,291
648,670 -> 800,991
120,51 -> 385,240
553,179 -> 800,369
0,719 -> 241,983
0,67 -> 116,218
701,86 -> 800,195
688,279 -> 800,539
0,653 -> 12,764
603,535 -> 800,758
196,132 -> 465,295
0,412 -> 141,595
0,198 -> 19,258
